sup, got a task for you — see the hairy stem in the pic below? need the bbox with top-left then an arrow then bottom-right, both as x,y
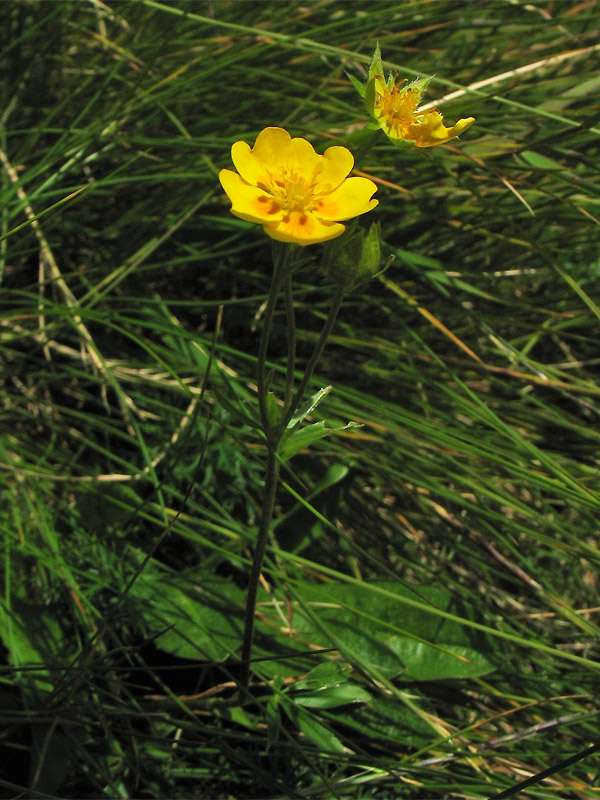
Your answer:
256,265 -> 284,435
239,245 -> 296,695
238,445 -> 280,695
240,246 -> 344,697
280,281 -> 345,430
283,270 -> 296,416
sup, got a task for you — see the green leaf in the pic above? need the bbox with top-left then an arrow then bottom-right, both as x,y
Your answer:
297,710 -> 346,752
292,662 -> 371,708
292,661 -> 349,691
386,638 -> 494,681
519,150 -> 565,171
294,683 -> 371,709
287,386 -> 332,429
274,462 -> 353,554
265,390 -> 282,428
0,601 -> 66,693
286,581 -> 495,681
279,420 -> 361,462
283,700 -> 346,753
131,565 -> 311,677
324,694 -> 433,746
141,580 -> 244,661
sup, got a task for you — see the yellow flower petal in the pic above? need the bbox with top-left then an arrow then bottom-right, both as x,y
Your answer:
315,176 -> 379,221
287,135 -> 323,174
219,168 -> 283,223
374,76 -> 387,97
232,127 -> 293,185
264,212 -> 345,245
407,111 -> 475,148
319,146 -> 355,192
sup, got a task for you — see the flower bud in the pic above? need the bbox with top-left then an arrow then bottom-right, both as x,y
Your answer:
322,221 -> 381,290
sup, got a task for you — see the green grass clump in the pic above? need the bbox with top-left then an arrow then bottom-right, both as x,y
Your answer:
1,1 -> 600,797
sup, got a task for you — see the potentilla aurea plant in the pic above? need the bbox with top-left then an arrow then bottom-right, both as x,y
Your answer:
218,52 -> 473,699
219,127 -> 378,245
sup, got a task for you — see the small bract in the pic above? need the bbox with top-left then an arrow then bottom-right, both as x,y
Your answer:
219,127 -> 378,245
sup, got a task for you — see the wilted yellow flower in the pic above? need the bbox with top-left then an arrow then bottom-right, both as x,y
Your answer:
219,127 -> 378,246
354,44 -> 475,148
373,74 -> 475,148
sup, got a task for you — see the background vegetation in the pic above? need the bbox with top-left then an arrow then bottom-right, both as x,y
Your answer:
2,0 -> 600,797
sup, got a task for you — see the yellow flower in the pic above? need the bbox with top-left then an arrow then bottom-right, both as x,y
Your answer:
352,44 -> 475,148
219,127 -> 378,245
373,75 -> 475,148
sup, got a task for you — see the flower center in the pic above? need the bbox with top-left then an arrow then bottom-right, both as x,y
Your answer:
375,78 -> 421,137
259,165 -> 325,214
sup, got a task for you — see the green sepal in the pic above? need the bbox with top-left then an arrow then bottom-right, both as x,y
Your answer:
322,221 -> 381,291
367,42 -> 384,85
321,222 -> 361,286
406,75 -> 432,98
365,77 -> 378,119
354,221 -> 381,288
346,72 -> 365,98
365,42 -> 384,118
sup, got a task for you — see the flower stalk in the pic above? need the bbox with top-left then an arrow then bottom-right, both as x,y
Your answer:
256,246 -> 293,436
238,445 -> 280,696
280,281 -> 346,430
239,250 -> 348,695
283,270 -> 297,417
219,49 -> 474,696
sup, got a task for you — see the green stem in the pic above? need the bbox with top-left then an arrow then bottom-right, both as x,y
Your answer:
283,270 -> 296,416
256,260 -> 284,435
257,245 -> 297,434
280,281 -> 346,430
240,246 -> 345,696
239,244 -> 297,696
239,439 -> 280,695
